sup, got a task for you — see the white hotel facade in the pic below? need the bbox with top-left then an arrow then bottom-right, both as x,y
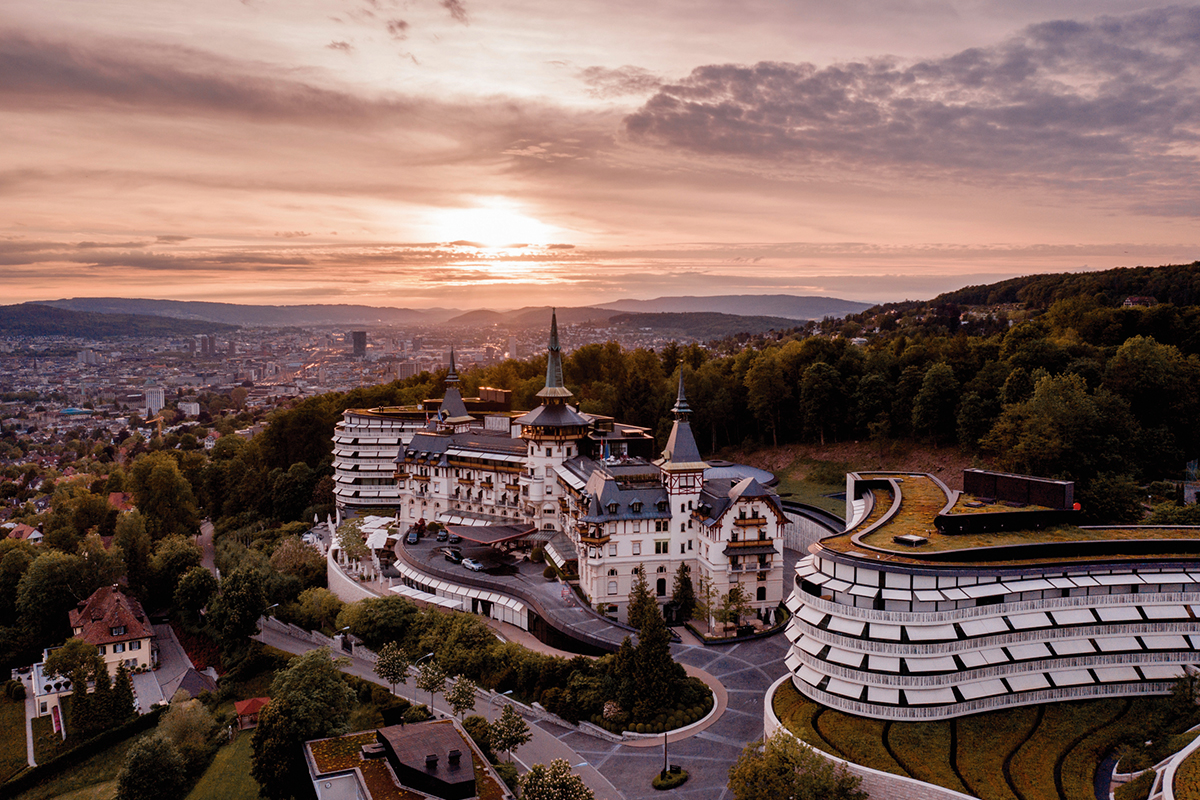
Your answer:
784,470 -> 1200,719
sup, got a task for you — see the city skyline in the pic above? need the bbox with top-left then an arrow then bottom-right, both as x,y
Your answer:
2,0 -> 1198,310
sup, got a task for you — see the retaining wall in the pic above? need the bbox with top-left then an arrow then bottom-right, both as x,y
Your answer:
763,675 -> 980,800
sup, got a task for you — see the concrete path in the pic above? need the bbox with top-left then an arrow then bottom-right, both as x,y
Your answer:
24,685 -> 36,766
151,623 -> 195,701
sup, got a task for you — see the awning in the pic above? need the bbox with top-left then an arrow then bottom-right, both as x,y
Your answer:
723,543 -> 778,557
445,523 -> 538,544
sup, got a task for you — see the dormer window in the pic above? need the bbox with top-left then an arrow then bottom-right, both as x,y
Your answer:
657,501 -> 668,512
111,625 -> 126,636
630,502 -> 642,513
607,502 -> 619,514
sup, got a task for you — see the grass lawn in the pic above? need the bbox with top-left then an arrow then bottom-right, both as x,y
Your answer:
30,713 -> 70,764
12,728 -> 156,800
184,734 -> 261,800
772,456 -> 847,517
1175,747 -> 1200,800
773,679 -> 1175,800
0,695 -> 29,784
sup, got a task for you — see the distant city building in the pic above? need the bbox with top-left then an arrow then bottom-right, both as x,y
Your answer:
178,401 -> 201,417
352,331 -> 367,357
144,386 -> 165,416
507,335 -> 518,360
396,361 -> 422,380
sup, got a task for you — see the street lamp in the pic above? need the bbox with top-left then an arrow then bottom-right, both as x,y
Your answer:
265,603 -> 279,617
490,688 -> 513,717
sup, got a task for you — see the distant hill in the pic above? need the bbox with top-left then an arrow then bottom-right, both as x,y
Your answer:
40,298 -> 462,326
3,304 -> 238,338
606,311 -> 799,339
931,261 -> 1200,309
444,306 -> 622,327
595,294 -> 871,320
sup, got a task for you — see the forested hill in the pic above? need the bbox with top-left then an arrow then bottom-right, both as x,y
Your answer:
2,304 -> 238,338
606,312 -> 800,339
931,261 -> 1200,308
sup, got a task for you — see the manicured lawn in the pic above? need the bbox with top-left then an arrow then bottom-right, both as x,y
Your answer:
772,457 -> 847,517
12,728 -> 155,800
184,734 -> 262,800
1175,747 -> 1200,800
773,679 -> 1177,800
0,695 -> 30,784
30,713 -> 70,764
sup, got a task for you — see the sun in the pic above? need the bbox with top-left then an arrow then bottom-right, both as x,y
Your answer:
432,199 -> 556,248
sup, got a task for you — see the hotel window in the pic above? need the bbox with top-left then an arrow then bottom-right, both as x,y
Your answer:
632,542 -> 641,555
130,641 -> 141,650
633,521 -> 641,532
654,540 -> 669,555
114,643 -> 125,653
98,645 -> 107,655
608,543 -> 617,556
608,581 -> 618,595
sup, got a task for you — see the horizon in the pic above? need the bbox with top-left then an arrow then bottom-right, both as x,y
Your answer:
3,1 -> 1199,308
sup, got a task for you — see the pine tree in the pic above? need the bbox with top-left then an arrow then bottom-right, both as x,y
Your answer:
626,565 -> 656,630
632,604 -> 674,721
670,563 -> 695,621
112,662 -> 136,723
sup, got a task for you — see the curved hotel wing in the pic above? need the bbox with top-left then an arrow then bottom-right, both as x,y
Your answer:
785,470 -> 1200,720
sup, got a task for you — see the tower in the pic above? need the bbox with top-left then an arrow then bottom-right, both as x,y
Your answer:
515,310 -> 590,531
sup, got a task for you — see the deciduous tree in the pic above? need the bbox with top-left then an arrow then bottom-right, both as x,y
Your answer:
728,731 -> 867,800
490,703 -> 531,762
445,675 -> 478,719
373,641 -> 410,695
519,758 -> 596,800
116,734 -> 187,800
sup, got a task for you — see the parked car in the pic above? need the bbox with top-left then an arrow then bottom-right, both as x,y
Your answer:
442,547 -> 463,563
462,558 -> 485,572
405,530 -> 420,545
447,533 -> 462,544
435,529 -> 449,542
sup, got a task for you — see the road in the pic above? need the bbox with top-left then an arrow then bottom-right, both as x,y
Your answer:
254,623 -> 626,800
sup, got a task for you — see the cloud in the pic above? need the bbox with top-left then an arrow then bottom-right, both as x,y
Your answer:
578,65 -> 662,99
623,6 -> 1200,207
327,40 -> 354,52
440,0 -> 468,24
384,19 -> 409,40
0,33 -> 415,123
156,235 -> 190,243
275,231 -> 312,238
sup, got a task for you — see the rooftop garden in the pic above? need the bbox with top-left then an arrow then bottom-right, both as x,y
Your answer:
817,473 -> 1200,565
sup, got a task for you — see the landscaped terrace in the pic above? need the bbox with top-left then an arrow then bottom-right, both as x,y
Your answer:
817,472 -> 1200,566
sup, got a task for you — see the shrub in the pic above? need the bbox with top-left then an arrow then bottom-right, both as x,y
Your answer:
1115,770 -> 1154,800
543,565 -> 557,580
494,761 -> 519,791
529,547 -> 545,564
652,769 -> 689,791
402,704 -> 432,723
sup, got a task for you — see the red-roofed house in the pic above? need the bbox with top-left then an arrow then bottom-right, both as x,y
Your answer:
7,523 -> 43,543
69,584 -> 154,676
235,697 -> 270,730
108,492 -> 136,512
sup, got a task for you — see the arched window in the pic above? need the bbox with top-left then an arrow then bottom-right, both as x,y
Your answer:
656,565 -> 667,573
608,568 -> 618,576
756,586 -> 767,601
656,578 -> 666,597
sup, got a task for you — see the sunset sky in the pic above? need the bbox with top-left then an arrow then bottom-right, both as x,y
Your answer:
2,0 -> 1198,311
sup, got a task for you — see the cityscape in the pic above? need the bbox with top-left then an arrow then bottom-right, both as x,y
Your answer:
3,0 -> 1200,799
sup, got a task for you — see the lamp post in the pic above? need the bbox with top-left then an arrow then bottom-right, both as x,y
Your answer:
265,603 -> 279,617
662,729 -> 668,779
490,688 -> 513,719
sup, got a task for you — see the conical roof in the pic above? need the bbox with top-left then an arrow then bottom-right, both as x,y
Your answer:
537,309 -> 573,400
658,374 -> 706,470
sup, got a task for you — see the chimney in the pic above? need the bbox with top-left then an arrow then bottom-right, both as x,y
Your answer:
448,749 -> 461,765
425,754 -> 438,771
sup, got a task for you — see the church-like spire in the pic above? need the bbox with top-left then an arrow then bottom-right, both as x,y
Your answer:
446,345 -> 460,385
537,309 -> 573,400
672,371 -> 691,419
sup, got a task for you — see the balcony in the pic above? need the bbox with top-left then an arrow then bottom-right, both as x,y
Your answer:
734,516 -> 768,527
458,478 -> 475,486
580,532 -> 611,546
413,475 -> 430,482
728,537 -> 774,548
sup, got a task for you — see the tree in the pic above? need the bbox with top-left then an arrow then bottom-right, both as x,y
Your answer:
445,675 -> 478,719
632,597 -> 675,721
728,731 -> 867,800
116,734 -> 187,800
44,637 -> 100,680
126,452 -> 198,540
373,641 -> 410,695
693,572 -> 719,630
519,758 -> 596,800
626,565 -> 656,631
745,350 -> 789,446
112,663 -> 136,724
158,694 -> 219,777
149,535 -> 202,600
251,697 -> 307,800
114,511 -> 152,595
174,565 -> 218,621
800,362 -> 846,445
268,536 -> 325,588
490,703 -> 532,762
416,658 -> 447,710
207,565 -> 267,653
720,583 -> 752,629
16,549 -> 90,644
670,563 -> 695,622
293,586 -> 343,631
911,362 -> 959,444
269,647 -> 355,740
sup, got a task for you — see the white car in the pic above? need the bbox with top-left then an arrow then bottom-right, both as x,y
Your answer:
462,558 -> 485,572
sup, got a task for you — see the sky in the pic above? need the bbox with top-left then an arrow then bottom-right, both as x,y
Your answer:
2,0 -> 1199,311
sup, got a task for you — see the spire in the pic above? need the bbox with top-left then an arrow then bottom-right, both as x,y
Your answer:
446,346 -> 460,385
537,309 -> 573,400
672,372 -> 691,419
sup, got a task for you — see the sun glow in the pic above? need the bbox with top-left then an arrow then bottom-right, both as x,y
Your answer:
431,199 -> 556,248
